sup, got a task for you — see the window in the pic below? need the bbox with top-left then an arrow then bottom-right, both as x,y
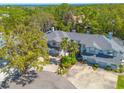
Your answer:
89,47 -> 95,51
95,49 -> 99,54
52,42 -> 56,46
86,48 -> 90,52
107,51 -> 113,56
85,47 -> 96,55
89,47 -> 96,53
99,50 -> 103,54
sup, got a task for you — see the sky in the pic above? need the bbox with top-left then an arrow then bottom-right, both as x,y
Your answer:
0,0 -> 124,4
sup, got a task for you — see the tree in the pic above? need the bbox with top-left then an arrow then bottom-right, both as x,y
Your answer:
68,40 -> 79,56
60,37 -> 69,52
60,38 -> 79,56
29,12 -> 56,32
0,24 -> 49,73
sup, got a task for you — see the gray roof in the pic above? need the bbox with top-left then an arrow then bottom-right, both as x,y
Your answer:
46,30 -> 124,52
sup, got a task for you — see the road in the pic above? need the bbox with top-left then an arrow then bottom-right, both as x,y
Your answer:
9,71 -> 76,89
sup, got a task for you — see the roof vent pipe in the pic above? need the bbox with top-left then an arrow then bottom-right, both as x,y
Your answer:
51,27 -> 55,32
86,31 -> 90,34
108,32 -> 113,40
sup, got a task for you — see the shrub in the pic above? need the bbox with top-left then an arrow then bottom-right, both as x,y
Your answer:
58,55 -> 77,75
113,69 -> 120,73
105,65 -> 112,71
92,64 -> 99,70
61,55 -> 77,68
118,65 -> 124,73
57,66 -> 68,75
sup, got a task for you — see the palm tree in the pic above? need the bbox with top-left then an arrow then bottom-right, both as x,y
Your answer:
68,40 -> 79,56
60,37 -> 69,51
60,38 -> 79,56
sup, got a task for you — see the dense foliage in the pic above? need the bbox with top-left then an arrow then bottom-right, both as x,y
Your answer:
0,4 -> 124,40
0,25 -> 49,73
37,3 -> 124,39
0,6 -> 50,73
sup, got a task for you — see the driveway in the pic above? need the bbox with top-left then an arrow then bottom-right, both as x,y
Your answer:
63,63 -> 118,89
9,71 -> 76,89
43,64 -> 59,73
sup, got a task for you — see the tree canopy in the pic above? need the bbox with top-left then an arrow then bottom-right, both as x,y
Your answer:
0,4 -> 124,39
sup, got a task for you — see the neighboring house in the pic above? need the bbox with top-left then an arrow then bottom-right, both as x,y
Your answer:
71,14 -> 85,24
0,59 -> 9,84
46,30 -> 124,69
1,14 -> 10,18
0,33 -> 6,49
0,33 -> 9,84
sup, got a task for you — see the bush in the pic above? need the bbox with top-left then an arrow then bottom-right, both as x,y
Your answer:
58,55 -> 77,75
118,65 -> 124,73
104,65 -> 124,73
113,69 -> 120,73
61,55 -> 77,68
105,66 -> 112,71
92,64 -> 99,70
57,66 -> 68,75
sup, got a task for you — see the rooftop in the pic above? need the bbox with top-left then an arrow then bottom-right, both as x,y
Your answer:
47,30 -> 124,52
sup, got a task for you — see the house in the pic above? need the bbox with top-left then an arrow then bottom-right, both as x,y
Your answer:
0,33 -> 9,84
1,14 -> 10,18
0,32 -> 6,49
46,30 -> 124,69
71,14 -> 85,24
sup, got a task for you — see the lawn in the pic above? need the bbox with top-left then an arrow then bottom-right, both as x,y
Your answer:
116,75 -> 124,89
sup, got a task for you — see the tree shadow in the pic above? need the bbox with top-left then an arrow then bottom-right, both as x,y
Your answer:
0,70 -> 38,89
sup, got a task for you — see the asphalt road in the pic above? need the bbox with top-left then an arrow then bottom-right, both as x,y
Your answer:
9,71 -> 76,89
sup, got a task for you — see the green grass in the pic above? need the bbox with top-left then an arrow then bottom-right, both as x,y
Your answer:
116,75 -> 124,89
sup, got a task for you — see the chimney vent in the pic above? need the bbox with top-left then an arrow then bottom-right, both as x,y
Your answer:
72,29 -> 76,33
51,27 -> 55,32
86,31 -> 90,34
108,32 -> 113,40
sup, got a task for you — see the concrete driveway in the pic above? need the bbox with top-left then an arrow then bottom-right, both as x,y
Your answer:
64,63 -> 118,89
43,64 -> 59,73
